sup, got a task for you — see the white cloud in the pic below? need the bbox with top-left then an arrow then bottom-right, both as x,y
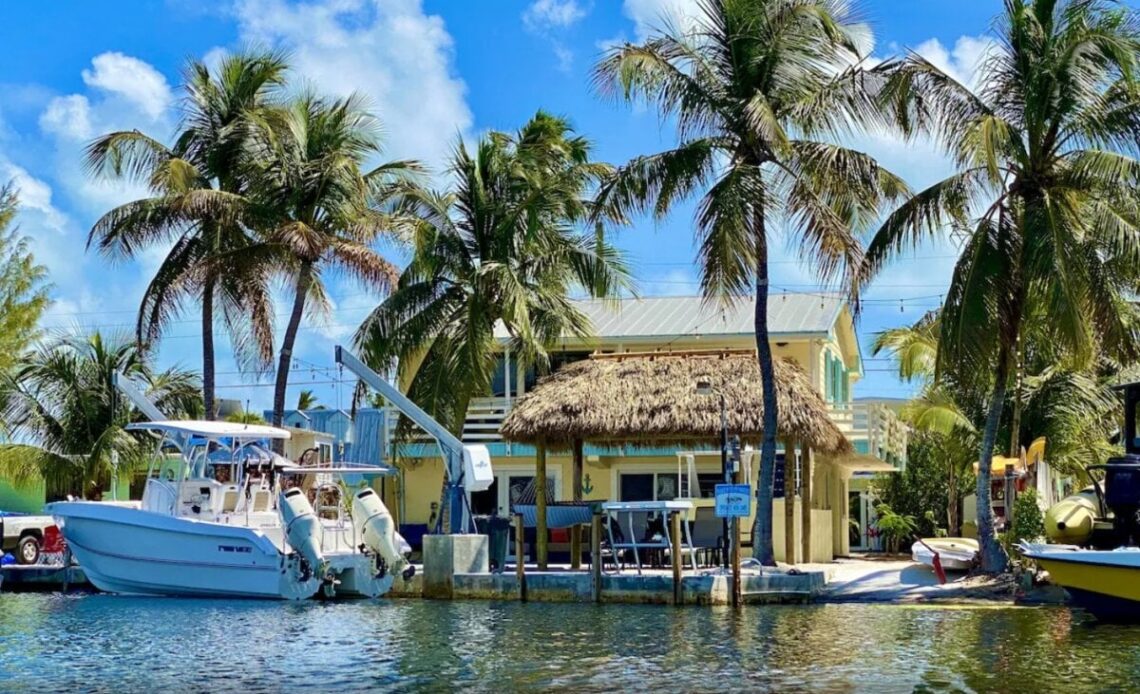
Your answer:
232,0 -> 472,173
81,52 -> 173,120
909,36 -> 995,90
37,53 -> 175,218
39,95 -> 94,142
523,0 -> 587,31
621,0 -> 702,41
0,160 -> 69,232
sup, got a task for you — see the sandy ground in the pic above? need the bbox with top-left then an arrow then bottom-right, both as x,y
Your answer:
809,558 -> 1031,603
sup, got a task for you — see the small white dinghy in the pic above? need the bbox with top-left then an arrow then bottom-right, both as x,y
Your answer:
911,537 -> 979,572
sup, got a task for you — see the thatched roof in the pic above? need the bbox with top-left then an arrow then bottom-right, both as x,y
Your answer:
500,351 -> 851,455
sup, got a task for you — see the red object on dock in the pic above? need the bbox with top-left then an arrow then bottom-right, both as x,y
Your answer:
42,525 -> 66,554
931,552 -> 947,584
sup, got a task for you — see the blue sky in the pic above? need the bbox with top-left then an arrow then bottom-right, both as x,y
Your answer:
0,0 -> 1024,410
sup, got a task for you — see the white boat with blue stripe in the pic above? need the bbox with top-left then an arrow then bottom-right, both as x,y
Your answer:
48,420 -> 411,600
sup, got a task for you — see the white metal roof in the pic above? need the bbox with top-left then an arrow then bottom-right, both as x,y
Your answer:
126,420 -> 292,440
494,294 -> 846,340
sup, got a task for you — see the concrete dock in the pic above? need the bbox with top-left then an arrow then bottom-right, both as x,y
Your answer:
391,566 -> 826,605
1,563 -> 88,591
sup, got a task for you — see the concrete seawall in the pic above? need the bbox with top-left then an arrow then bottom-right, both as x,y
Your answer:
392,569 -> 825,605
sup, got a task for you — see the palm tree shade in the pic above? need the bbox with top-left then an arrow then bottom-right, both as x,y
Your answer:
0,332 -> 201,499
85,50 -> 289,419
592,0 -> 904,563
864,0 -> 1140,571
248,93 -> 418,434
354,111 -> 632,438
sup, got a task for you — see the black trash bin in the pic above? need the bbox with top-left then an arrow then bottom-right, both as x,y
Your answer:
474,514 -> 511,573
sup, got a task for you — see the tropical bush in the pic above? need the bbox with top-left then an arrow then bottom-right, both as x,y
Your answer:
874,503 -> 918,555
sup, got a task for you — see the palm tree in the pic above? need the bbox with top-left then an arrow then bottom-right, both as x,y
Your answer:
85,50 -> 289,419
873,314 -> 979,536
297,389 -> 319,410
864,0 -> 1140,571
354,111 -> 631,436
247,93 -> 419,432
0,332 -> 201,499
592,0 -> 905,563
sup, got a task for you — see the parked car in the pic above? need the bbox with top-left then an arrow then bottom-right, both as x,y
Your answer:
0,511 -> 58,565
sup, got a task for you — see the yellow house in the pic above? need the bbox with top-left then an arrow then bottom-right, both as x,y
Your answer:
386,294 -> 907,561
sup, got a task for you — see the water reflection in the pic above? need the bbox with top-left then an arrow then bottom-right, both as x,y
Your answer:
2,594 -> 1140,691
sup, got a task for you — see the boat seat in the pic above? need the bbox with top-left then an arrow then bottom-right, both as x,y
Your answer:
251,489 -> 271,513
221,486 -> 240,513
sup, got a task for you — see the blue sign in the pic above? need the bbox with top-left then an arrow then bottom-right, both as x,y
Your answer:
715,484 -> 752,518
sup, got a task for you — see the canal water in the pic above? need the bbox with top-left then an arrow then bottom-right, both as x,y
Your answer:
0,594 -> 1135,692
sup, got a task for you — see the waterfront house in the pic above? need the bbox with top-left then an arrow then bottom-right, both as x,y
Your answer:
320,293 -> 907,562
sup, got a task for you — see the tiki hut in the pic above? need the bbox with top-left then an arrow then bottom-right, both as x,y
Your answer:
499,351 -> 849,454
499,350 -> 851,569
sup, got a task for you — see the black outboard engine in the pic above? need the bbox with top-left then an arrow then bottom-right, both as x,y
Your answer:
1100,454 -> 1140,546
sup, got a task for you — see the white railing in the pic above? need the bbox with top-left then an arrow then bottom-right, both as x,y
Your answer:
382,395 -> 908,464
384,396 -> 513,446
825,402 -> 908,465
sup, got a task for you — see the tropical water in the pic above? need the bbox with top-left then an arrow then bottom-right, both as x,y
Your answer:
0,594 -> 1136,693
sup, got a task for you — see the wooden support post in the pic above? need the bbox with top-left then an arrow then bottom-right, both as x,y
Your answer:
801,446 -> 813,564
670,510 -> 683,606
784,440 -> 796,565
515,513 -> 527,602
536,443 -> 548,570
591,512 -> 603,603
571,438 -> 584,570
1004,463 -> 1017,528
732,457 -> 742,608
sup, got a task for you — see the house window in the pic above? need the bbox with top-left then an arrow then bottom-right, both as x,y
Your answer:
620,473 -> 654,501
620,471 -> 722,501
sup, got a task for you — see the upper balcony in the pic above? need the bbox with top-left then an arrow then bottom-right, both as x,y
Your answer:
385,395 -> 908,466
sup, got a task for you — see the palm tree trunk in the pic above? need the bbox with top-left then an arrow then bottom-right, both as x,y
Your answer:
1008,338 -> 1023,458
948,463 -> 959,537
202,274 -> 217,421
273,261 -> 313,445
977,358 -> 1011,573
751,205 -> 778,566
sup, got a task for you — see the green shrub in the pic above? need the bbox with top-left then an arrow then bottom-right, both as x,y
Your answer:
1004,489 -> 1046,564
875,503 -> 918,554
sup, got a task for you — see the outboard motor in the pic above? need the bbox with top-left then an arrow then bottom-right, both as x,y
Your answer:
1100,454 -> 1140,546
279,488 -> 325,579
352,488 -> 409,578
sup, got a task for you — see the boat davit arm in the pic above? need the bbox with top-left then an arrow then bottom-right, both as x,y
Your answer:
334,346 -> 492,535
113,371 -> 167,422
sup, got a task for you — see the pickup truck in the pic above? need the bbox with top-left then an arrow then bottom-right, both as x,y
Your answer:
0,512 -> 58,565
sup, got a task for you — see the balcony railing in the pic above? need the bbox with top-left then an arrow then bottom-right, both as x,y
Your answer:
384,395 -> 908,464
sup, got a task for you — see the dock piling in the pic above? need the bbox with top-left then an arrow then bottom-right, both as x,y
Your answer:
591,512 -> 603,603
515,513 -> 527,603
670,511 -> 682,606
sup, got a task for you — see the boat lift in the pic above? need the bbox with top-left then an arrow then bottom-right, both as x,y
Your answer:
334,346 -> 493,535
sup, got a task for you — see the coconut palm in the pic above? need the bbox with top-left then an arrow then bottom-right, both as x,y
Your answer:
592,0 -> 906,563
354,111 -> 632,436
297,389 -> 320,410
864,0 -> 1140,571
0,332 -> 201,500
85,50 -> 289,419
247,93 -> 419,432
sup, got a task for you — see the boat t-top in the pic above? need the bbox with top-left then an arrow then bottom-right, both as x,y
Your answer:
48,419 -> 411,600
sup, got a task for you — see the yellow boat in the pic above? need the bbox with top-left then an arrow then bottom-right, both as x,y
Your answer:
1020,542 -> 1140,619
1020,381 -> 1140,620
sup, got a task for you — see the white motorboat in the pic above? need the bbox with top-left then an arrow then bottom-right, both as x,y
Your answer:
48,420 -> 410,600
911,537 -> 978,571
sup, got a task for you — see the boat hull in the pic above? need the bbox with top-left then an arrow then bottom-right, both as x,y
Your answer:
48,502 -> 320,600
1021,543 -> 1140,620
911,538 -> 978,572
